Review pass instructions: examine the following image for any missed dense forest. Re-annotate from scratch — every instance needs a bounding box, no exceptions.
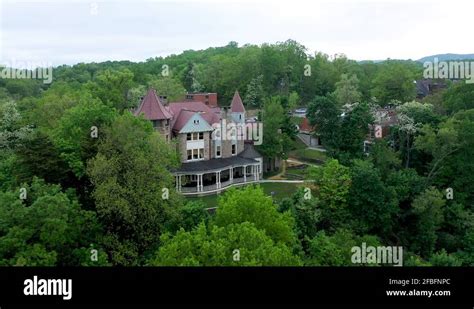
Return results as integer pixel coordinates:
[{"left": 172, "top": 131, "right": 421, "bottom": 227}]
[{"left": 0, "top": 40, "right": 473, "bottom": 266}]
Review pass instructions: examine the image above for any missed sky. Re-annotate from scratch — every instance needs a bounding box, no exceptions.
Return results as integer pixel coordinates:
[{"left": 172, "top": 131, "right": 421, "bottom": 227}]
[{"left": 0, "top": 0, "right": 473, "bottom": 66}]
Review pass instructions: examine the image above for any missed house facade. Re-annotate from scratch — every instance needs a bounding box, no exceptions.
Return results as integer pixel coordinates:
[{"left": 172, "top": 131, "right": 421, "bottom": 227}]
[{"left": 134, "top": 89, "right": 263, "bottom": 196}]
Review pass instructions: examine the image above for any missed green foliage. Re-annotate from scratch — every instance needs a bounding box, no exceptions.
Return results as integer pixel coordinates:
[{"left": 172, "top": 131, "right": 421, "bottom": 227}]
[
  {"left": 0, "top": 178, "right": 103, "bottom": 266},
  {"left": 410, "top": 187, "right": 446, "bottom": 257},
  {"left": 51, "top": 96, "right": 117, "bottom": 178},
  {"left": 87, "top": 113, "right": 181, "bottom": 265},
  {"left": 307, "top": 97, "right": 373, "bottom": 162},
  {"left": 149, "top": 222, "right": 302, "bottom": 266},
  {"left": 332, "top": 73, "right": 362, "bottom": 107},
  {"left": 348, "top": 160, "right": 398, "bottom": 237},
  {"left": 278, "top": 188, "right": 321, "bottom": 242},
  {"left": 176, "top": 200, "right": 210, "bottom": 231},
  {"left": 214, "top": 186, "right": 297, "bottom": 247},
  {"left": 429, "top": 249, "right": 463, "bottom": 266},
  {"left": 307, "top": 159, "right": 351, "bottom": 231},
  {"left": 443, "top": 83, "right": 474, "bottom": 114},
  {"left": 371, "top": 61, "right": 416, "bottom": 104},
  {"left": 147, "top": 77, "right": 186, "bottom": 102},
  {"left": 305, "top": 229, "right": 381, "bottom": 266},
  {"left": 85, "top": 69, "right": 135, "bottom": 110}
]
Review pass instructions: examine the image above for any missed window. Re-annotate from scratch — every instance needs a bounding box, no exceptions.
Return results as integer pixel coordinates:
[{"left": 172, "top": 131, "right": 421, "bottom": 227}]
[
  {"left": 194, "top": 119, "right": 200, "bottom": 125},
  {"left": 187, "top": 133, "right": 192, "bottom": 141},
  {"left": 199, "top": 132, "right": 204, "bottom": 140},
  {"left": 216, "top": 145, "right": 221, "bottom": 157},
  {"left": 187, "top": 148, "right": 205, "bottom": 161},
  {"left": 232, "top": 144, "right": 236, "bottom": 155},
  {"left": 193, "top": 132, "right": 198, "bottom": 140},
  {"left": 152, "top": 120, "right": 159, "bottom": 128}
]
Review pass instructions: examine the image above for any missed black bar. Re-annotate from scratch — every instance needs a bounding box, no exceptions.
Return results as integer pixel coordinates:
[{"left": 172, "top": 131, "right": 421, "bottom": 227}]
[{"left": 0, "top": 267, "right": 472, "bottom": 307}]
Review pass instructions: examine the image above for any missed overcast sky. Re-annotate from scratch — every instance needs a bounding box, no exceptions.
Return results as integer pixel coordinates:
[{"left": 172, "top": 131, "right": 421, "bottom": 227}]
[{"left": 0, "top": 0, "right": 472, "bottom": 66}]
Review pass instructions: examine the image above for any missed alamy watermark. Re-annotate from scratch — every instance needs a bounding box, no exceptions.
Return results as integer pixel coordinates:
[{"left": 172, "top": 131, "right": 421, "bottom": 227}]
[
  {"left": 351, "top": 242, "right": 403, "bottom": 266},
  {"left": 0, "top": 59, "right": 53, "bottom": 84},
  {"left": 423, "top": 57, "right": 474, "bottom": 84},
  {"left": 211, "top": 119, "right": 263, "bottom": 145}
]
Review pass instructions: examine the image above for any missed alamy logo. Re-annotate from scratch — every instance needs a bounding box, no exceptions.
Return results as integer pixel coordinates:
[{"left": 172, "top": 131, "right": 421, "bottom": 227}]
[
  {"left": 24, "top": 276, "right": 72, "bottom": 300},
  {"left": 351, "top": 242, "right": 403, "bottom": 266},
  {"left": 0, "top": 59, "right": 53, "bottom": 84},
  {"left": 423, "top": 57, "right": 474, "bottom": 84},
  {"left": 211, "top": 119, "right": 263, "bottom": 145}
]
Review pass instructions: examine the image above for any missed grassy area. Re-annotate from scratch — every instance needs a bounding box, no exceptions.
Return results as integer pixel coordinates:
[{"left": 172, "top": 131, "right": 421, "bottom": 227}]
[
  {"left": 186, "top": 182, "right": 303, "bottom": 209},
  {"left": 289, "top": 148, "right": 327, "bottom": 162}
]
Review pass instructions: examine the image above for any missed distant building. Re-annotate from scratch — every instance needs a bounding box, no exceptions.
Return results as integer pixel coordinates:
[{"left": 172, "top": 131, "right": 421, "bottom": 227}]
[
  {"left": 415, "top": 79, "right": 448, "bottom": 99},
  {"left": 184, "top": 92, "right": 218, "bottom": 108},
  {"left": 134, "top": 89, "right": 262, "bottom": 195},
  {"left": 297, "top": 117, "right": 321, "bottom": 147}
]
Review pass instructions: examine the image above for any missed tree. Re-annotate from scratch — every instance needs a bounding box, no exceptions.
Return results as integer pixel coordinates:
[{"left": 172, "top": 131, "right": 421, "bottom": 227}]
[
  {"left": 85, "top": 69, "right": 134, "bottom": 110},
  {"left": 244, "top": 74, "right": 264, "bottom": 108},
  {"left": 214, "top": 186, "right": 297, "bottom": 248},
  {"left": 371, "top": 61, "right": 416, "bottom": 104},
  {"left": 87, "top": 113, "right": 181, "bottom": 265},
  {"left": 307, "top": 159, "right": 351, "bottom": 231},
  {"left": 442, "top": 83, "right": 474, "bottom": 115},
  {"left": 307, "top": 97, "right": 373, "bottom": 162},
  {"left": 396, "top": 112, "right": 419, "bottom": 168},
  {"left": 278, "top": 188, "right": 321, "bottom": 243},
  {"left": 0, "top": 178, "right": 104, "bottom": 266},
  {"left": 332, "top": 73, "right": 362, "bottom": 107},
  {"left": 307, "top": 95, "right": 340, "bottom": 151},
  {"left": 149, "top": 222, "right": 302, "bottom": 266},
  {"left": 147, "top": 77, "right": 186, "bottom": 102},
  {"left": 410, "top": 187, "right": 446, "bottom": 257},
  {"left": 0, "top": 100, "right": 32, "bottom": 153},
  {"left": 347, "top": 160, "right": 398, "bottom": 238},
  {"left": 305, "top": 229, "right": 381, "bottom": 266},
  {"left": 51, "top": 95, "right": 117, "bottom": 178},
  {"left": 257, "top": 96, "right": 293, "bottom": 170},
  {"left": 368, "top": 139, "right": 401, "bottom": 178}
]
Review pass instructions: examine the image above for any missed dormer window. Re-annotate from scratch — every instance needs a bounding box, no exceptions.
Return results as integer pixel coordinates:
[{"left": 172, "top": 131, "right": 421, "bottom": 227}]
[{"left": 194, "top": 119, "right": 200, "bottom": 125}]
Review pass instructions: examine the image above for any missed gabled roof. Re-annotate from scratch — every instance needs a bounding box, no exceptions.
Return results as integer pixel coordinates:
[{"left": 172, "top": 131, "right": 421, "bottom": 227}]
[
  {"left": 176, "top": 111, "right": 214, "bottom": 133},
  {"left": 134, "top": 89, "right": 172, "bottom": 120},
  {"left": 239, "top": 143, "right": 262, "bottom": 159},
  {"left": 169, "top": 101, "right": 221, "bottom": 131},
  {"left": 230, "top": 90, "right": 245, "bottom": 113}
]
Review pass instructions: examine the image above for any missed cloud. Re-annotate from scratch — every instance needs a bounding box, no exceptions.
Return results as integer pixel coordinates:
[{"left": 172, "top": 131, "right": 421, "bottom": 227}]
[{"left": 0, "top": 0, "right": 472, "bottom": 65}]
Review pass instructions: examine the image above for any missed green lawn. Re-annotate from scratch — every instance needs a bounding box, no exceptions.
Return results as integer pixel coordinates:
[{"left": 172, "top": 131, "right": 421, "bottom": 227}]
[
  {"left": 186, "top": 182, "right": 303, "bottom": 209},
  {"left": 289, "top": 148, "right": 327, "bottom": 162}
]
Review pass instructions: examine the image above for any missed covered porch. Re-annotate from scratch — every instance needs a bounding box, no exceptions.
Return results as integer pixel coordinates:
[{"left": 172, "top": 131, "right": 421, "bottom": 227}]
[{"left": 174, "top": 157, "right": 261, "bottom": 196}]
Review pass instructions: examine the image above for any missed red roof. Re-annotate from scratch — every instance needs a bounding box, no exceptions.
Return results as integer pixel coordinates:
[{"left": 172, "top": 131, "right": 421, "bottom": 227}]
[
  {"left": 230, "top": 90, "right": 245, "bottom": 113},
  {"left": 169, "top": 101, "right": 221, "bottom": 132},
  {"left": 299, "top": 117, "right": 315, "bottom": 133},
  {"left": 134, "top": 89, "right": 172, "bottom": 120}
]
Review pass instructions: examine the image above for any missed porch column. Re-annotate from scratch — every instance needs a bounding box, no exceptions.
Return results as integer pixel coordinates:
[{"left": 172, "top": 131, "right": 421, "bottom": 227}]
[
  {"left": 201, "top": 174, "right": 204, "bottom": 192},
  {"left": 243, "top": 165, "right": 247, "bottom": 182},
  {"left": 179, "top": 175, "right": 182, "bottom": 192},
  {"left": 230, "top": 167, "right": 233, "bottom": 182},
  {"left": 196, "top": 174, "right": 200, "bottom": 192},
  {"left": 253, "top": 165, "right": 257, "bottom": 181},
  {"left": 175, "top": 175, "right": 179, "bottom": 190},
  {"left": 215, "top": 171, "right": 221, "bottom": 189}
]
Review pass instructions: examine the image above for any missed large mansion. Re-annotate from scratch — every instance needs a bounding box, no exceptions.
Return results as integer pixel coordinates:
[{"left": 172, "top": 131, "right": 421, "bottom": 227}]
[{"left": 134, "top": 89, "right": 263, "bottom": 196}]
